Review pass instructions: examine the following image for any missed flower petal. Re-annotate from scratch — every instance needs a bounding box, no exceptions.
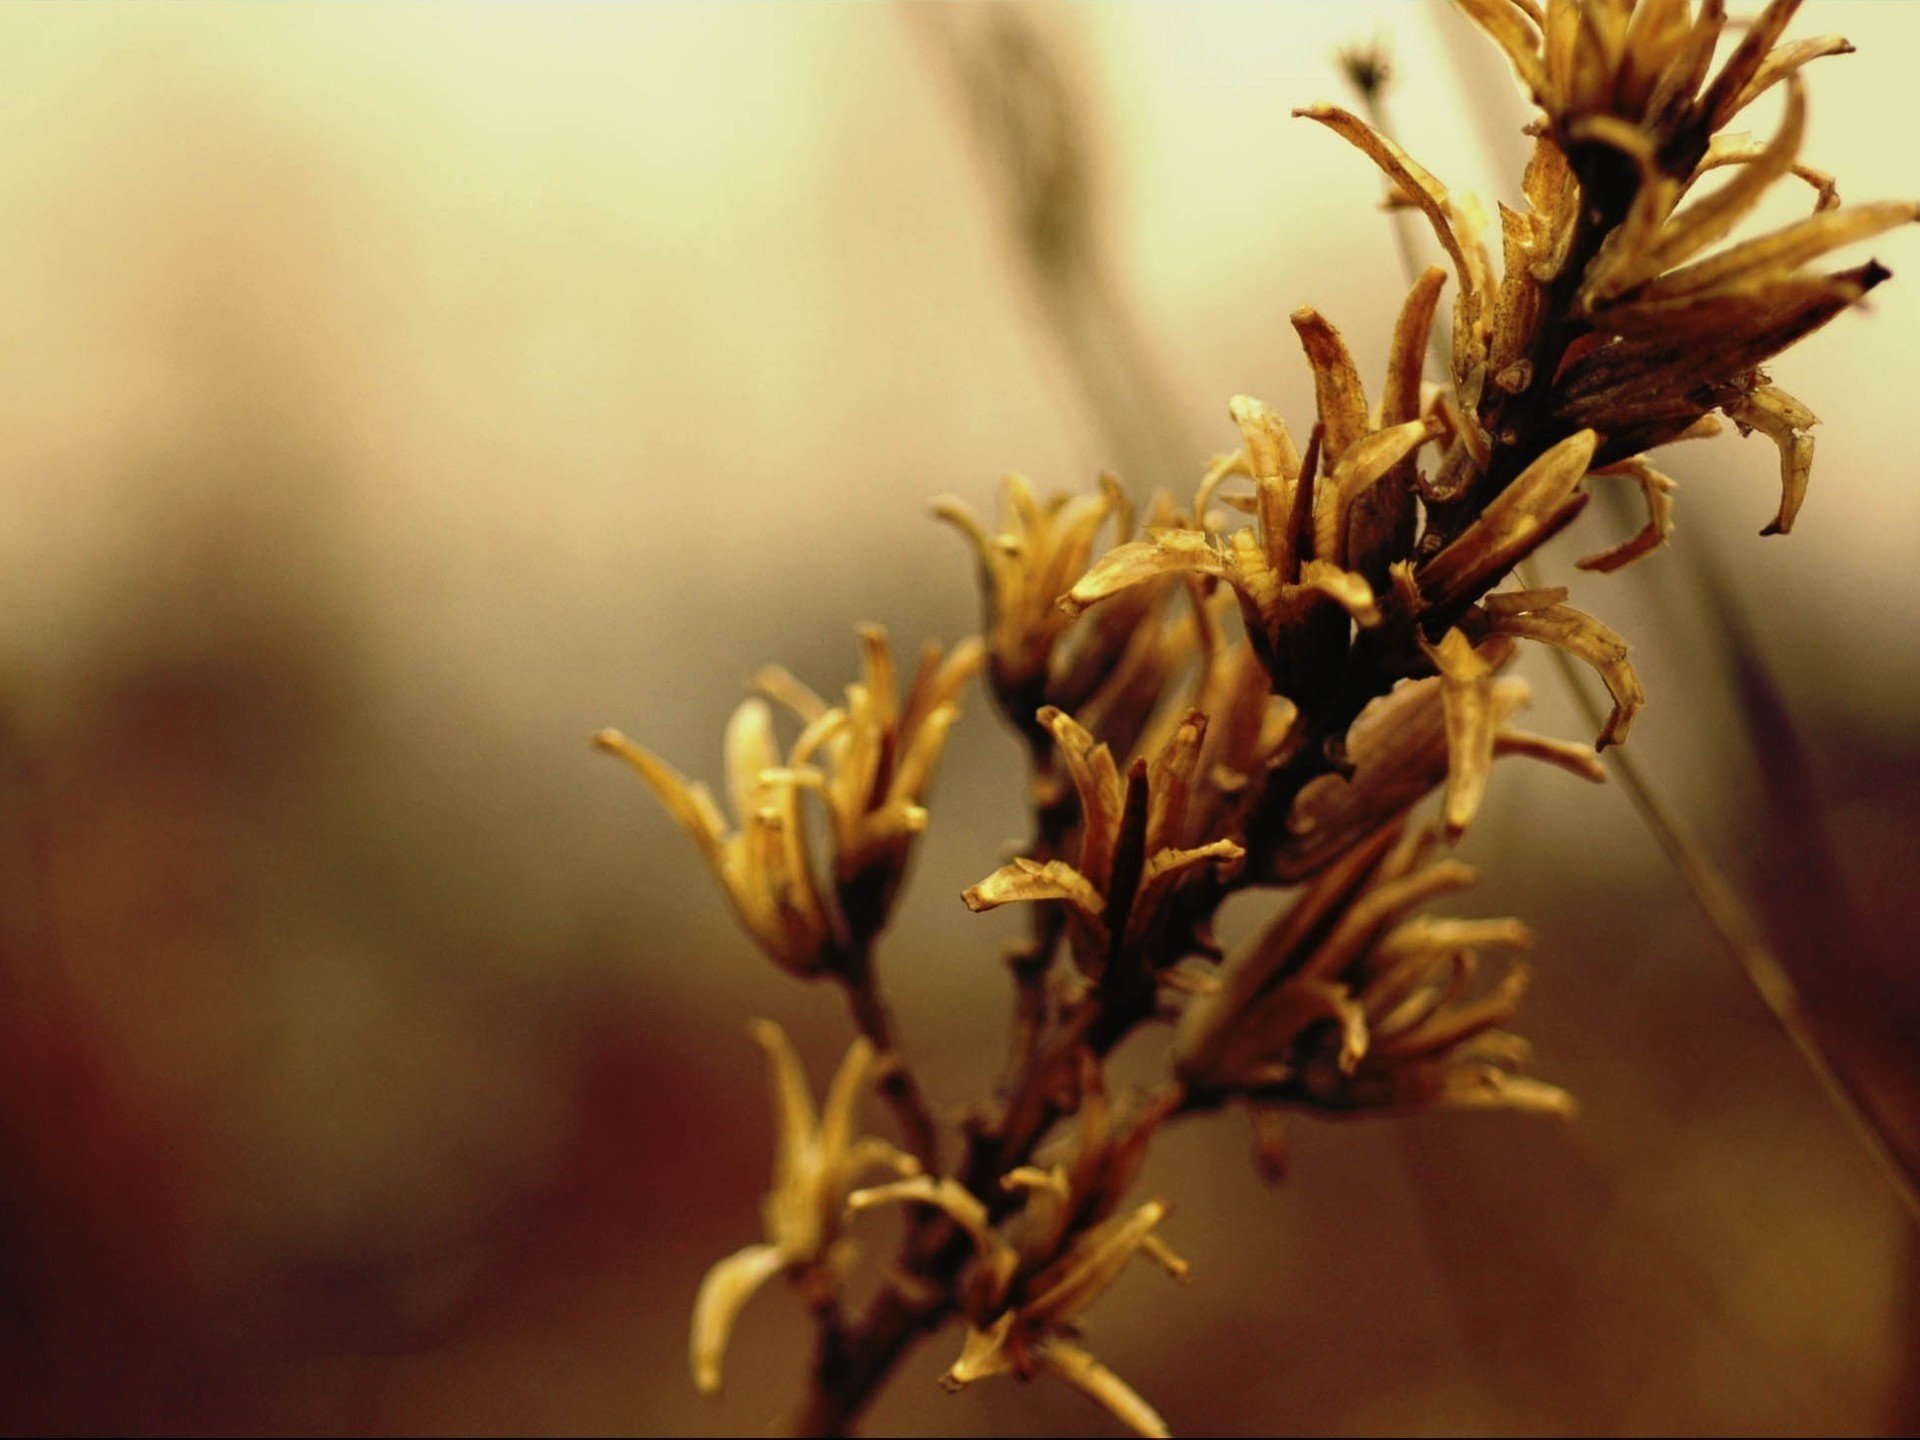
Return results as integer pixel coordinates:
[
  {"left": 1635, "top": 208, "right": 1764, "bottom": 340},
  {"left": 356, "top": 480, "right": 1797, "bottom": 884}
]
[
  {"left": 1576, "top": 458, "right": 1676, "bottom": 572},
  {"left": 1483, "top": 601, "right": 1645, "bottom": 748},
  {"left": 1415, "top": 429, "right": 1596, "bottom": 609},
  {"left": 749, "top": 1019, "right": 820, "bottom": 1183},
  {"left": 1426, "top": 628, "right": 1500, "bottom": 839},
  {"left": 962, "top": 857, "right": 1109, "bottom": 934},
  {"left": 592, "top": 728, "right": 729, "bottom": 868},
  {"left": 1293, "top": 105, "right": 1481, "bottom": 339},
  {"left": 1035, "top": 1338, "right": 1173, "bottom": 1440},
  {"left": 1060, "top": 531, "right": 1226, "bottom": 618},
  {"left": 689, "top": 1241, "right": 788, "bottom": 1395},
  {"left": 1719, "top": 383, "right": 1817, "bottom": 535}
]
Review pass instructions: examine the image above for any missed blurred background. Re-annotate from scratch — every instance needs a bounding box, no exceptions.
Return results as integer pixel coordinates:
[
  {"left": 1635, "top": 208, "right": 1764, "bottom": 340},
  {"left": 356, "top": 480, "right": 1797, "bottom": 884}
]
[{"left": 0, "top": 1, "right": 1915, "bottom": 1434}]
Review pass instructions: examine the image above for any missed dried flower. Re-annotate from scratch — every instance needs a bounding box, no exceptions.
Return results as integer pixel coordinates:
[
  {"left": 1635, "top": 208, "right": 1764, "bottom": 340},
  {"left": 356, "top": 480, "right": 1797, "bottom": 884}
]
[
  {"left": 936, "top": 474, "right": 1188, "bottom": 757},
  {"left": 597, "top": 5, "right": 1917, "bottom": 1434},
  {"left": 1175, "top": 823, "right": 1571, "bottom": 1119},
  {"left": 690, "top": 1022, "right": 919, "bottom": 1395},
  {"left": 848, "top": 1064, "right": 1186, "bottom": 1438},
  {"left": 962, "top": 705, "right": 1244, "bottom": 984},
  {"left": 596, "top": 625, "right": 981, "bottom": 973}
]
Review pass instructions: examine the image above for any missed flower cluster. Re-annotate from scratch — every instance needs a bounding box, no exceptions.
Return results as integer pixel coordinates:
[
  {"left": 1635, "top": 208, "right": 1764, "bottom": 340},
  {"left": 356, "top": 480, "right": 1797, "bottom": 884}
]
[
  {"left": 595, "top": 4, "right": 1911, "bottom": 1435},
  {"left": 595, "top": 625, "right": 981, "bottom": 975}
]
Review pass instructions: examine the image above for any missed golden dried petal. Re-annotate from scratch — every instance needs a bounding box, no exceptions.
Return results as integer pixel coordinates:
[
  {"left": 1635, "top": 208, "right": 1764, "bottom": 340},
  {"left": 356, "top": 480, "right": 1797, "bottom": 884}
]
[
  {"left": 1617, "top": 0, "right": 1695, "bottom": 113},
  {"left": 1290, "top": 308, "right": 1371, "bottom": 481},
  {"left": 1293, "top": 106, "right": 1480, "bottom": 332},
  {"left": 592, "top": 728, "right": 729, "bottom": 867},
  {"left": 1317, "top": 419, "right": 1435, "bottom": 568},
  {"left": 1636, "top": 201, "right": 1919, "bottom": 304},
  {"left": 1035, "top": 1339, "right": 1173, "bottom": 1440},
  {"left": 962, "top": 857, "right": 1108, "bottom": 932},
  {"left": 1383, "top": 268, "right": 1448, "bottom": 429},
  {"left": 1026, "top": 1199, "right": 1174, "bottom": 1326},
  {"left": 1436, "top": 1063, "right": 1577, "bottom": 1117},
  {"left": 888, "top": 704, "right": 958, "bottom": 809},
  {"left": 1374, "top": 915, "right": 1534, "bottom": 966},
  {"left": 1039, "top": 705, "right": 1124, "bottom": 883},
  {"left": 750, "top": 1019, "right": 820, "bottom": 1182},
  {"left": 1060, "top": 530, "right": 1226, "bottom": 618},
  {"left": 1144, "top": 711, "right": 1207, "bottom": 854},
  {"left": 1416, "top": 429, "right": 1597, "bottom": 610},
  {"left": 940, "top": 1314, "right": 1017, "bottom": 1391},
  {"left": 1293, "top": 559, "right": 1383, "bottom": 628},
  {"left": 1720, "top": 383, "right": 1817, "bottom": 535},
  {"left": 1490, "top": 203, "right": 1542, "bottom": 378},
  {"left": 817, "top": 1034, "right": 878, "bottom": 1169},
  {"left": 1133, "top": 839, "right": 1246, "bottom": 927},
  {"left": 1576, "top": 458, "right": 1676, "bottom": 572},
  {"left": 1427, "top": 628, "right": 1499, "bottom": 839},
  {"left": 1230, "top": 394, "right": 1302, "bottom": 580},
  {"left": 1700, "top": 0, "right": 1807, "bottom": 130},
  {"left": 1633, "top": 75, "right": 1807, "bottom": 291},
  {"left": 1723, "top": 35, "right": 1854, "bottom": 123},
  {"left": 847, "top": 1175, "right": 1002, "bottom": 1268},
  {"left": 752, "top": 665, "right": 830, "bottom": 724},
  {"left": 1378, "top": 964, "right": 1531, "bottom": 1058},
  {"left": 689, "top": 1241, "right": 789, "bottom": 1395},
  {"left": 1456, "top": 0, "right": 1552, "bottom": 105},
  {"left": 1298, "top": 859, "right": 1479, "bottom": 985},
  {"left": 1493, "top": 728, "right": 1609, "bottom": 783},
  {"left": 1484, "top": 601, "right": 1645, "bottom": 748}
]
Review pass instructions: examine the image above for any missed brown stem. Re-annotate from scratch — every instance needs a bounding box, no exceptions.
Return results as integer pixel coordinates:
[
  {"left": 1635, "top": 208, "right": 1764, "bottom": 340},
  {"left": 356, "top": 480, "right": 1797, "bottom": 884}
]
[{"left": 840, "top": 959, "right": 941, "bottom": 1173}]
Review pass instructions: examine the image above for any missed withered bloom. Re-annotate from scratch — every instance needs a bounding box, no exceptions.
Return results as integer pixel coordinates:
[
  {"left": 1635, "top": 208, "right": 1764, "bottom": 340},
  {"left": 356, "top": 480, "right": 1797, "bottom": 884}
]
[
  {"left": 690, "top": 1023, "right": 918, "bottom": 1395},
  {"left": 1175, "top": 823, "right": 1571, "bottom": 1119},
  {"left": 849, "top": 1063, "right": 1186, "bottom": 1438},
  {"left": 936, "top": 475, "right": 1189, "bottom": 757},
  {"left": 962, "top": 705, "right": 1245, "bottom": 985},
  {"left": 596, "top": 625, "right": 981, "bottom": 973}
]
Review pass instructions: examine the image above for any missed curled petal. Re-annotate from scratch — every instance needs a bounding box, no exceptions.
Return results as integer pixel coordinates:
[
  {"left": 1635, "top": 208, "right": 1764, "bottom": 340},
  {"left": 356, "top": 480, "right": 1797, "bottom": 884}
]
[
  {"left": 750, "top": 1019, "right": 821, "bottom": 1185},
  {"left": 1576, "top": 459, "right": 1676, "bottom": 572},
  {"left": 1317, "top": 418, "right": 1436, "bottom": 568},
  {"left": 1289, "top": 307, "right": 1371, "bottom": 471},
  {"left": 1455, "top": 0, "right": 1552, "bottom": 106},
  {"left": 689, "top": 1242, "right": 788, "bottom": 1395},
  {"left": 817, "top": 1034, "right": 879, "bottom": 1168},
  {"left": 1039, "top": 706, "right": 1124, "bottom": 884},
  {"left": 1723, "top": 35, "right": 1854, "bottom": 123},
  {"left": 846, "top": 1176, "right": 1002, "bottom": 1267},
  {"left": 1035, "top": 1338, "right": 1173, "bottom": 1440},
  {"left": 1720, "top": 383, "right": 1817, "bottom": 535},
  {"left": 888, "top": 704, "right": 961, "bottom": 807},
  {"left": 1061, "top": 530, "right": 1226, "bottom": 617},
  {"left": 592, "top": 729, "right": 729, "bottom": 868},
  {"left": 1494, "top": 728, "right": 1608, "bottom": 783},
  {"left": 1435, "top": 1063, "right": 1577, "bottom": 1118},
  {"left": 1026, "top": 1199, "right": 1176, "bottom": 1326},
  {"left": 752, "top": 664, "right": 830, "bottom": 723},
  {"left": 1293, "top": 105, "right": 1481, "bottom": 339},
  {"left": 1628, "top": 75, "right": 1808, "bottom": 294},
  {"left": 940, "top": 1314, "right": 1017, "bottom": 1391},
  {"left": 1483, "top": 602, "right": 1645, "bottom": 749},
  {"left": 1700, "top": 0, "right": 1814, "bottom": 130},
  {"left": 1294, "top": 560, "right": 1382, "bottom": 628},
  {"left": 963, "top": 857, "right": 1108, "bottom": 931},
  {"left": 1230, "top": 394, "right": 1302, "bottom": 580}
]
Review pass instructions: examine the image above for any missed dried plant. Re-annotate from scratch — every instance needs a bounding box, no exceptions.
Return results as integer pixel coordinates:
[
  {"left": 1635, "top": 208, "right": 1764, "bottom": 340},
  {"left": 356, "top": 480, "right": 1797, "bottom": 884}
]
[{"left": 597, "top": 3, "right": 1914, "bottom": 1435}]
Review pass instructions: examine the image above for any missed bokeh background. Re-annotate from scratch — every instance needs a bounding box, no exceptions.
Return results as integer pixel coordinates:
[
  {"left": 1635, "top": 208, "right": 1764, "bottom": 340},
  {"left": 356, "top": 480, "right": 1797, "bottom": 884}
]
[{"left": 0, "top": 1, "right": 1916, "bottom": 1434}]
